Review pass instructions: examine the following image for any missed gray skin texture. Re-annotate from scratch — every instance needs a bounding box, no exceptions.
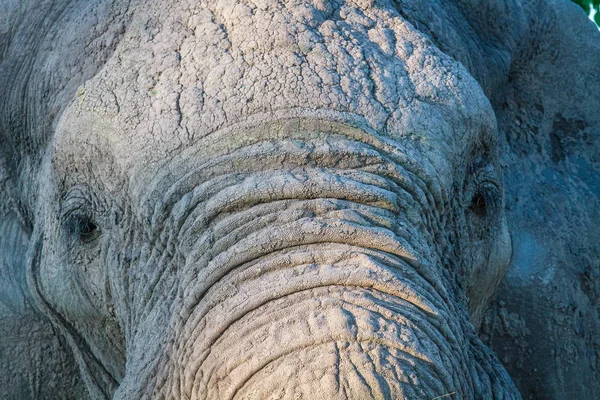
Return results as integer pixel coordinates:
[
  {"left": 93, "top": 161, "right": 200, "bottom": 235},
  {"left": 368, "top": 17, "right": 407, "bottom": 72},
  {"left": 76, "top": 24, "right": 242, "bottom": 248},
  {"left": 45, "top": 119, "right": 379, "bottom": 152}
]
[
  {"left": 479, "top": 1, "right": 600, "bottom": 398},
  {"left": 0, "top": 0, "right": 598, "bottom": 399}
]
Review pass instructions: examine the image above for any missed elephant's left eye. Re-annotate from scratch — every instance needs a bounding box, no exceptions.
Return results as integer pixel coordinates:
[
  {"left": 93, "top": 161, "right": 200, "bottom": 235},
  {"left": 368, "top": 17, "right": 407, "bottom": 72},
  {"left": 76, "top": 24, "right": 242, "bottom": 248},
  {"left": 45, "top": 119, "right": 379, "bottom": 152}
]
[{"left": 470, "top": 191, "right": 489, "bottom": 218}]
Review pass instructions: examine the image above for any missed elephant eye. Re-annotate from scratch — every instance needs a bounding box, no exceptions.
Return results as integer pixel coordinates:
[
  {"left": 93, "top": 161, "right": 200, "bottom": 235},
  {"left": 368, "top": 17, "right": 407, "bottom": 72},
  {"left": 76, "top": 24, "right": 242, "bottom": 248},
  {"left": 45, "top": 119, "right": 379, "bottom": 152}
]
[
  {"left": 68, "top": 214, "right": 101, "bottom": 243},
  {"left": 470, "top": 192, "right": 488, "bottom": 218},
  {"left": 465, "top": 159, "right": 501, "bottom": 221},
  {"left": 61, "top": 185, "right": 102, "bottom": 244},
  {"left": 77, "top": 217, "right": 100, "bottom": 242},
  {"left": 467, "top": 177, "right": 501, "bottom": 221}
]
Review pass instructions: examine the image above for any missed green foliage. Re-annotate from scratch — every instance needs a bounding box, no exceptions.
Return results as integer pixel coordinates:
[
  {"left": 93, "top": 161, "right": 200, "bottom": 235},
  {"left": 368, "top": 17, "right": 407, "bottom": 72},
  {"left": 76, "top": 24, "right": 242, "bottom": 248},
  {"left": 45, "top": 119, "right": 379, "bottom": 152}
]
[{"left": 571, "top": 0, "right": 600, "bottom": 26}]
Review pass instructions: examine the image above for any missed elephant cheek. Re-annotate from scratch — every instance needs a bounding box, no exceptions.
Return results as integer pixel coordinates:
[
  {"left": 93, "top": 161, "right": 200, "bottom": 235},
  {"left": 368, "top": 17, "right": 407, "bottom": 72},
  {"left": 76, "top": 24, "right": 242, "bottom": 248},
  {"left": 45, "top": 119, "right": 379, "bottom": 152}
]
[
  {"left": 496, "top": 217, "right": 513, "bottom": 278},
  {"left": 468, "top": 215, "right": 513, "bottom": 327}
]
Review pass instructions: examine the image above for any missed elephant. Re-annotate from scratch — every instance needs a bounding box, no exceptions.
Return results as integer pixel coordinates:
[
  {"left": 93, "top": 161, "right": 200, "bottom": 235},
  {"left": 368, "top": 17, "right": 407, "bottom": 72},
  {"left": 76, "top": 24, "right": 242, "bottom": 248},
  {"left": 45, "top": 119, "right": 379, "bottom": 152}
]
[{"left": 1, "top": 0, "right": 599, "bottom": 398}]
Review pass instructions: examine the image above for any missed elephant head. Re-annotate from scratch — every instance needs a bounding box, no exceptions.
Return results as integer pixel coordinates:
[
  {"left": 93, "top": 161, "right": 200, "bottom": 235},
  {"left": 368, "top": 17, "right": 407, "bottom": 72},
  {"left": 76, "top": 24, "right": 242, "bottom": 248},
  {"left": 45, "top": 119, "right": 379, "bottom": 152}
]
[{"left": 1, "top": 0, "right": 598, "bottom": 399}]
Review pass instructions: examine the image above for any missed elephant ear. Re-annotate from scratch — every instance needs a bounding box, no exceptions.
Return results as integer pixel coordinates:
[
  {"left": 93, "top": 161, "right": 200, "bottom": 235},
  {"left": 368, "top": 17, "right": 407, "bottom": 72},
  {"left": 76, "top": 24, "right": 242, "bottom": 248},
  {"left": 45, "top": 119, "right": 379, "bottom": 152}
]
[{"left": 480, "top": 1, "right": 600, "bottom": 398}]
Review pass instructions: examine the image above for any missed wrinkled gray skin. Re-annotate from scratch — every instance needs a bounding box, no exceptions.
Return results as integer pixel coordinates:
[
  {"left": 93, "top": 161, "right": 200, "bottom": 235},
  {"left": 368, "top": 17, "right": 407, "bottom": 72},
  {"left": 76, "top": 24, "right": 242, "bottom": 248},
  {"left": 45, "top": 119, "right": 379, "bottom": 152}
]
[{"left": 0, "top": 0, "right": 598, "bottom": 399}]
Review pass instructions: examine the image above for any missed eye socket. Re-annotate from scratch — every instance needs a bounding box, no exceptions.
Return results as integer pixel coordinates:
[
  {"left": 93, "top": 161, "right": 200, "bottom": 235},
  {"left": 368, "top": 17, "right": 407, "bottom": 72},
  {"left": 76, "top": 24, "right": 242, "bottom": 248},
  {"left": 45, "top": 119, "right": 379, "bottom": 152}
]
[
  {"left": 61, "top": 185, "right": 103, "bottom": 245},
  {"left": 464, "top": 157, "right": 501, "bottom": 220},
  {"left": 466, "top": 177, "right": 501, "bottom": 223},
  {"left": 68, "top": 214, "right": 101, "bottom": 244},
  {"left": 470, "top": 192, "right": 488, "bottom": 218},
  {"left": 78, "top": 218, "right": 100, "bottom": 242}
]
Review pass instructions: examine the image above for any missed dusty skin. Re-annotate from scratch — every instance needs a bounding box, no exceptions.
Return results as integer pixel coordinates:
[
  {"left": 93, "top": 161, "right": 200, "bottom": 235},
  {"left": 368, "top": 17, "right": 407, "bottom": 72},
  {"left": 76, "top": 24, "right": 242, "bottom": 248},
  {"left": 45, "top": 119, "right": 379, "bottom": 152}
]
[{"left": 0, "top": 0, "right": 599, "bottom": 399}]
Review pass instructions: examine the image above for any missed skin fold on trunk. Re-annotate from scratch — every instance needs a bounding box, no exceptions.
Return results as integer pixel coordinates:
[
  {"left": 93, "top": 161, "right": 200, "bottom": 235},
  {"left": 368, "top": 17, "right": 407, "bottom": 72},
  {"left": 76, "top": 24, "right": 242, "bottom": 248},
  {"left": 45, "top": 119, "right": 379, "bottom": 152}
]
[{"left": 102, "top": 118, "right": 517, "bottom": 399}]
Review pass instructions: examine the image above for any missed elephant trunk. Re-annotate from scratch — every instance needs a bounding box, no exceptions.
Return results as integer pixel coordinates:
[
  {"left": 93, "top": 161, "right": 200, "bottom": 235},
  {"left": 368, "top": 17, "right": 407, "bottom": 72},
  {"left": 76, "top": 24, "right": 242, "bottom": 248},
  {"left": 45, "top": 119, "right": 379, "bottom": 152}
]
[
  {"left": 114, "top": 119, "right": 517, "bottom": 399},
  {"left": 181, "top": 248, "right": 463, "bottom": 399}
]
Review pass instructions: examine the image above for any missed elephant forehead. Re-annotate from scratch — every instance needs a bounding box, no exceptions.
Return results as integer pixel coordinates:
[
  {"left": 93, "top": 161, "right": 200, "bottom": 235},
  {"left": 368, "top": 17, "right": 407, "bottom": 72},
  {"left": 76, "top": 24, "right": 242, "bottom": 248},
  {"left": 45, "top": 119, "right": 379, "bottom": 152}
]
[{"left": 65, "top": 0, "right": 494, "bottom": 172}]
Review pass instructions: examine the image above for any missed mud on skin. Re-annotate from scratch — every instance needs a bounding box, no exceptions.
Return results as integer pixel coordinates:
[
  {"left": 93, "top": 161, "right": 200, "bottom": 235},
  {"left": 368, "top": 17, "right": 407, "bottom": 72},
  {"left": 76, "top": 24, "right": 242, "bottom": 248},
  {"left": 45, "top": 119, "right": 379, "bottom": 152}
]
[{"left": 1, "top": 0, "right": 599, "bottom": 399}]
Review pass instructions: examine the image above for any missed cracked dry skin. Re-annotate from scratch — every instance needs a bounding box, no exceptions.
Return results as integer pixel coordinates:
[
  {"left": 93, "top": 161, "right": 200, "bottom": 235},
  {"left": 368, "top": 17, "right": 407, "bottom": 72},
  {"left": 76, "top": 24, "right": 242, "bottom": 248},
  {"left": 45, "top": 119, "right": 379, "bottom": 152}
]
[
  {"left": 0, "top": 0, "right": 599, "bottom": 399},
  {"left": 35, "top": 1, "right": 517, "bottom": 398}
]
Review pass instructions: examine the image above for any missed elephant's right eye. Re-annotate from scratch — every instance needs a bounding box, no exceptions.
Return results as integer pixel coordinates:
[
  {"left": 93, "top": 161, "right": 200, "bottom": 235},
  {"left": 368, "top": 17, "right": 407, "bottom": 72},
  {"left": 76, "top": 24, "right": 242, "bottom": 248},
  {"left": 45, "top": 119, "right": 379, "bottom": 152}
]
[
  {"left": 63, "top": 213, "right": 101, "bottom": 244},
  {"left": 60, "top": 185, "right": 102, "bottom": 245},
  {"left": 74, "top": 216, "right": 101, "bottom": 243}
]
